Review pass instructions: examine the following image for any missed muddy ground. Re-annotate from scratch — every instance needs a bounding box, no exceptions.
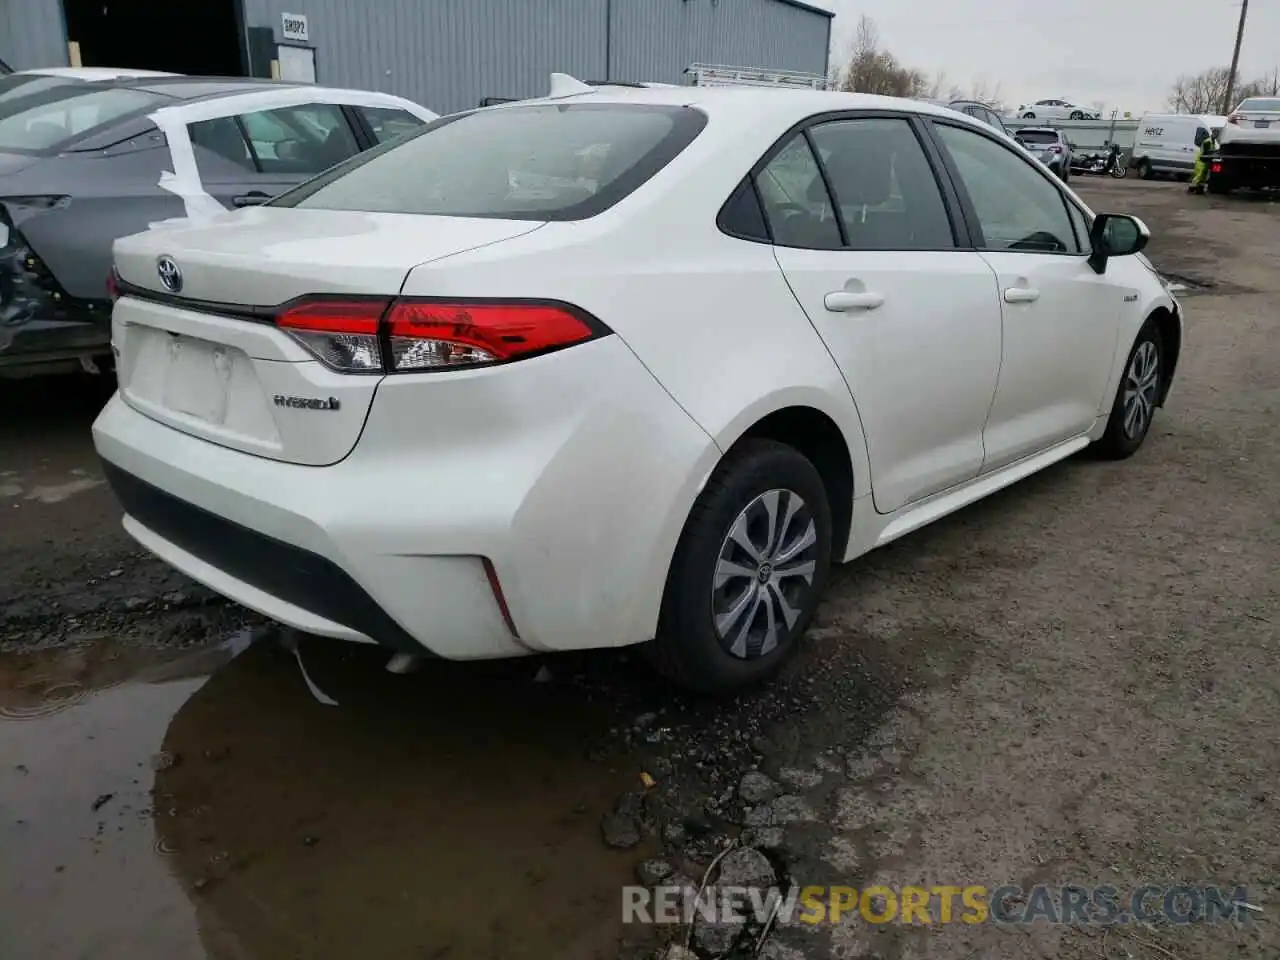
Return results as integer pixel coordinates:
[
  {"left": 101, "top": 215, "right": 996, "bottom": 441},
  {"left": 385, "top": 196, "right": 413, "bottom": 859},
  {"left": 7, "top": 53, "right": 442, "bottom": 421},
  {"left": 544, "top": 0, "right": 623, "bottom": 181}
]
[{"left": 1, "top": 180, "right": 1277, "bottom": 960}]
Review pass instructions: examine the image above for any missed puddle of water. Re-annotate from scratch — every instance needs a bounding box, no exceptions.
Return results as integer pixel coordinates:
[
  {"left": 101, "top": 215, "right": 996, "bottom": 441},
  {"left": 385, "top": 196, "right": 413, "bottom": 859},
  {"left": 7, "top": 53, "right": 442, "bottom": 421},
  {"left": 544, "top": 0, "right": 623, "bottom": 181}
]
[
  {"left": 0, "top": 638, "right": 244, "bottom": 960},
  {"left": 0, "top": 633, "right": 645, "bottom": 960}
]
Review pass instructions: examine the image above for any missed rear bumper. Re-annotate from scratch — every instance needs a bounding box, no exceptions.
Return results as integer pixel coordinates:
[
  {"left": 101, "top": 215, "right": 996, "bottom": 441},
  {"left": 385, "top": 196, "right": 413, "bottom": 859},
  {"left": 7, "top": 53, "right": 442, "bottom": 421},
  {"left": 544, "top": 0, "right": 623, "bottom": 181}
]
[
  {"left": 1213, "top": 153, "right": 1280, "bottom": 186},
  {"left": 92, "top": 335, "right": 720, "bottom": 660}
]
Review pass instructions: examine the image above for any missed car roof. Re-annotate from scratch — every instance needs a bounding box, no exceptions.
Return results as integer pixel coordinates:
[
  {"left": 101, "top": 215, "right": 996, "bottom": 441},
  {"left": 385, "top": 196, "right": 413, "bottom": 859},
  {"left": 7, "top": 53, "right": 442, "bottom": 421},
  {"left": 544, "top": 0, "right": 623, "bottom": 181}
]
[
  {"left": 18, "top": 66, "right": 179, "bottom": 80},
  {"left": 499, "top": 83, "right": 976, "bottom": 128}
]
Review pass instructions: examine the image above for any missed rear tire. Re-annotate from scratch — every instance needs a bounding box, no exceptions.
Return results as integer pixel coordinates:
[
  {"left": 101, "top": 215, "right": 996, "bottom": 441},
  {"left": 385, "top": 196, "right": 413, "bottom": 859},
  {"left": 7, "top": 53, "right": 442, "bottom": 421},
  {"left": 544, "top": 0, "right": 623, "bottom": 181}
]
[
  {"left": 1022, "top": 112, "right": 1036, "bottom": 119},
  {"left": 648, "top": 439, "right": 833, "bottom": 695},
  {"left": 1070, "top": 110, "right": 1084, "bottom": 120},
  {"left": 1093, "top": 319, "right": 1164, "bottom": 460}
]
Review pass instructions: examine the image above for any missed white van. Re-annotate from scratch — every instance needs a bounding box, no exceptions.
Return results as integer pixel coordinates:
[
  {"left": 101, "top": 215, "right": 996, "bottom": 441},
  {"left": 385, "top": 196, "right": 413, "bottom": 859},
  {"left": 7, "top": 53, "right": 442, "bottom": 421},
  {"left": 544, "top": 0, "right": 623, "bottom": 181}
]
[{"left": 1130, "top": 113, "right": 1228, "bottom": 179}]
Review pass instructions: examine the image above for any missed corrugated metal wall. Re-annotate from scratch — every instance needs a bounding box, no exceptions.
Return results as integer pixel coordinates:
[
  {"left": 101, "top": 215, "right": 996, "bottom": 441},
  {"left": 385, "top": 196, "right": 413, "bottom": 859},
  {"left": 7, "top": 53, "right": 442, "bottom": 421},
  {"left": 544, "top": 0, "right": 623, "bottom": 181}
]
[
  {"left": 0, "top": 0, "right": 69, "bottom": 70},
  {"left": 243, "top": 0, "right": 608, "bottom": 114},
  {"left": 0, "top": 0, "right": 830, "bottom": 114},
  {"left": 609, "top": 0, "right": 828, "bottom": 87},
  {"left": 242, "top": 0, "right": 830, "bottom": 114}
]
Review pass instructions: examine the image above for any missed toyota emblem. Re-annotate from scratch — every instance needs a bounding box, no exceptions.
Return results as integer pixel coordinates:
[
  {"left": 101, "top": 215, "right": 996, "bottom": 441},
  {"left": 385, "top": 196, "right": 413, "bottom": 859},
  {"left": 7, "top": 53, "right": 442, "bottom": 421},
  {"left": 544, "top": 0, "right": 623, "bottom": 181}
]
[{"left": 156, "top": 255, "right": 182, "bottom": 293}]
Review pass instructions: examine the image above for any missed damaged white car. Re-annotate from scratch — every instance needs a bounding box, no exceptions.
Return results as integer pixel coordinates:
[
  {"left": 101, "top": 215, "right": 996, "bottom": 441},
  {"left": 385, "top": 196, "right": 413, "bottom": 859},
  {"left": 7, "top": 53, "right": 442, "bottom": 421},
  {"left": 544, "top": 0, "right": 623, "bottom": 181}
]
[{"left": 0, "top": 75, "right": 434, "bottom": 378}]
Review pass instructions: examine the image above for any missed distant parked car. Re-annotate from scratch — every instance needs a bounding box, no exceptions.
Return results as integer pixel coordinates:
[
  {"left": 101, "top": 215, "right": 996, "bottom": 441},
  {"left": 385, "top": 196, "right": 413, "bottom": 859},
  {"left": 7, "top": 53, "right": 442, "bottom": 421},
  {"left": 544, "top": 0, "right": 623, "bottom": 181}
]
[
  {"left": 0, "top": 75, "right": 435, "bottom": 379},
  {"left": 1014, "top": 126, "right": 1074, "bottom": 180},
  {"left": 1016, "top": 99, "right": 1101, "bottom": 121},
  {"left": 919, "top": 98, "right": 1008, "bottom": 135}
]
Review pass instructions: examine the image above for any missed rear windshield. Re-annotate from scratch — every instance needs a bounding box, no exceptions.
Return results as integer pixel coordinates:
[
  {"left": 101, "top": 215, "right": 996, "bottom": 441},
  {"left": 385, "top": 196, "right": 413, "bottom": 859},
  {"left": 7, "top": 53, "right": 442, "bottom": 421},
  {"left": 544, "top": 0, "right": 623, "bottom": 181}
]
[
  {"left": 1015, "top": 130, "right": 1059, "bottom": 145},
  {"left": 1238, "top": 98, "right": 1280, "bottom": 113},
  {"left": 273, "top": 103, "right": 708, "bottom": 221},
  {"left": 0, "top": 85, "right": 167, "bottom": 152}
]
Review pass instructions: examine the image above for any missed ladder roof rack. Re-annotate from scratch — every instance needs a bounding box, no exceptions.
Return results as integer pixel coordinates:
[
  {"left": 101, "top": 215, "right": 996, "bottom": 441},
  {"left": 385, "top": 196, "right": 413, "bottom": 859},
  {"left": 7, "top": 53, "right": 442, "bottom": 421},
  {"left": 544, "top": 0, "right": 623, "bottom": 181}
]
[{"left": 684, "top": 62, "right": 833, "bottom": 91}]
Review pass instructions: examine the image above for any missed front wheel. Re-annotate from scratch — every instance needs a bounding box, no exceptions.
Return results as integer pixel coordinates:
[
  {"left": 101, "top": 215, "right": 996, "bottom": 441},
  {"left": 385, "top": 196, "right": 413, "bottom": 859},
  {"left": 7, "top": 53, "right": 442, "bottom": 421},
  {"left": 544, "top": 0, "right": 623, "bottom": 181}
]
[
  {"left": 1094, "top": 320, "right": 1163, "bottom": 460},
  {"left": 1110, "top": 160, "right": 1128, "bottom": 179},
  {"left": 649, "top": 439, "right": 833, "bottom": 694}
]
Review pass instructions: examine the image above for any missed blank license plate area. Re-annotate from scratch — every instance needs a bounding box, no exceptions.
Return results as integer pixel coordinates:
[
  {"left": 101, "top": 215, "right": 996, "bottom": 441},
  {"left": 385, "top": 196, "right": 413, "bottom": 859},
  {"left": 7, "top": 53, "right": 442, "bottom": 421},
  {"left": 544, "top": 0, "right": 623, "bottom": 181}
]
[
  {"left": 153, "top": 332, "right": 236, "bottom": 425},
  {"left": 1255, "top": 120, "right": 1271, "bottom": 128}
]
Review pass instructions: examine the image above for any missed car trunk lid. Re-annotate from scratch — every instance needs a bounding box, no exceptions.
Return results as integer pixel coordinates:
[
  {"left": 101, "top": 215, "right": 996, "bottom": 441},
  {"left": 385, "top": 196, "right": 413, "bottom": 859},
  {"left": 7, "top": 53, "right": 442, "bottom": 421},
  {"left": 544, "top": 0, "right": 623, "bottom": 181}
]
[{"left": 111, "top": 207, "right": 543, "bottom": 466}]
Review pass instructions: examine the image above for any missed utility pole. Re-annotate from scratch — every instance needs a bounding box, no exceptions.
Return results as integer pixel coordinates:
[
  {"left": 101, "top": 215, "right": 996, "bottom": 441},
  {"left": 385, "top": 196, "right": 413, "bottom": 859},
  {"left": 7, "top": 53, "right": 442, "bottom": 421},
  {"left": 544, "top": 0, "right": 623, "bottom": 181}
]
[{"left": 1222, "top": 0, "right": 1249, "bottom": 113}]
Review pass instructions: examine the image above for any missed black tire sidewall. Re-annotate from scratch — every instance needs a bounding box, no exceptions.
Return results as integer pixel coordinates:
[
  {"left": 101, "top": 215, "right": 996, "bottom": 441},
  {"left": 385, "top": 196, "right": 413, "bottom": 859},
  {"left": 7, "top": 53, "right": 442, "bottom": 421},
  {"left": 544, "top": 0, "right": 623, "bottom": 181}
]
[
  {"left": 1098, "top": 320, "right": 1164, "bottom": 458},
  {"left": 654, "top": 440, "right": 833, "bottom": 694}
]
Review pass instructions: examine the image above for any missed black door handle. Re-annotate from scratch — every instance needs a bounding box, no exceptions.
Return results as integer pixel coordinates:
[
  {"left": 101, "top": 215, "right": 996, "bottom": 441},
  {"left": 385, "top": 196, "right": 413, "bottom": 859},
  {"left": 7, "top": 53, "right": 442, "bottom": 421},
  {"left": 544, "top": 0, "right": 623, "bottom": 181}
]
[{"left": 232, "top": 191, "right": 272, "bottom": 207}]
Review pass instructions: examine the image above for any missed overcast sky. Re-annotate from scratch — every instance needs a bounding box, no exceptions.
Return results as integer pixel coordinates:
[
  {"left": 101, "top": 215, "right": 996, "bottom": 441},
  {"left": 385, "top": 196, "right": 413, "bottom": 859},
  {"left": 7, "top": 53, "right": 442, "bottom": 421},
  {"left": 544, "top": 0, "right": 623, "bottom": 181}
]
[{"left": 823, "top": 0, "right": 1279, "bottom": 114}]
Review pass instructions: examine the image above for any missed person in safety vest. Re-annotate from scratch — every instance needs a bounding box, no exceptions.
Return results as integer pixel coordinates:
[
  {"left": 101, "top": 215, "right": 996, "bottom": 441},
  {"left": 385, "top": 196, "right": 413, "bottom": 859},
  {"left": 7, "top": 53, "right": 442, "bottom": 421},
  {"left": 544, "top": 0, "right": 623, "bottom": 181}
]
[{"left": 1189, "top": 127, "right": 1220, "bottom": 194}]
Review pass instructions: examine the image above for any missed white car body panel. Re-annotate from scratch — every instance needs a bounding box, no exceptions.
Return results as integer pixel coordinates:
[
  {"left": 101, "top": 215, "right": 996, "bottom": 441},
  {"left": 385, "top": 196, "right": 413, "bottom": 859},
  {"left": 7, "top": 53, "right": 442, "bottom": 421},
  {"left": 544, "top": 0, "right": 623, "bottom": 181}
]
[
  {"left": 94, "top": 85, "right": 1178, "bottom": 665},
  {"left": 1219, "top": 98, "right": 1280, "bottom": 146}
]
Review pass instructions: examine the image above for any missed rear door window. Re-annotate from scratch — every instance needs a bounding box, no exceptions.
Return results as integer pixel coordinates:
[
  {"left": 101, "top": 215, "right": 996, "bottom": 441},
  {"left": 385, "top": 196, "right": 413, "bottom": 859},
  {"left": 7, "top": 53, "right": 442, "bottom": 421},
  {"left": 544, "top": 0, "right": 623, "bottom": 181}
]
[
  {"left": 756, "top": 133, "right": 842, "bottom": 249},
  {"left": 239, "top": 102, "right": 360, "bottom": 174},
  {"left": 807, "top": 118, "right": 955, "bottom": 250},
  {"left": 274, "top": 103, "right": 707, "bottom": 220},
  {"left": 188, "top": 115, "right": 256, "bottom": 175},
  {"left": 357, "top": 105, "right": 426, "bottom": 143}
]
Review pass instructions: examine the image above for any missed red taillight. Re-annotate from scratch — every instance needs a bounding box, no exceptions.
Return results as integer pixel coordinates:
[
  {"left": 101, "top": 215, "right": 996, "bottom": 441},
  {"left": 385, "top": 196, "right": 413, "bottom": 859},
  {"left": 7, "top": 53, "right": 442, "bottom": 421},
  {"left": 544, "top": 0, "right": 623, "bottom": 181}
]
[
  {"left": 276, "top": 297, "right": 388, "bottom": 374},
  {"left": 1227, "top": 114, "right": 1240, "bottom": 125},
  {"left": 385, "top": 300, "right": 597, "bottom": 372},
  {"left": 1212, "top": 161, "right": 1223, "bottom": 173},
  {"left": 1049, "top": 145, "right": 1063, "bottom": 154},
  {"left": 274, "top": 296, "right": 605, "bottom": 374},
  {"left": 106, "top": 269, "right": 120, "bottom": 302}
]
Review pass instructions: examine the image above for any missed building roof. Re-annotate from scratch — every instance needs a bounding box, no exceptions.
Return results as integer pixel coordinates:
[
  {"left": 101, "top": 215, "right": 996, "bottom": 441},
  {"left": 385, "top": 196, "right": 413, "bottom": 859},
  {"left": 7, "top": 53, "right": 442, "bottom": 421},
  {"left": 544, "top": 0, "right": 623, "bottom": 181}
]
[{"left": 774, "top": 0, "right": 836, "bottom": 17}]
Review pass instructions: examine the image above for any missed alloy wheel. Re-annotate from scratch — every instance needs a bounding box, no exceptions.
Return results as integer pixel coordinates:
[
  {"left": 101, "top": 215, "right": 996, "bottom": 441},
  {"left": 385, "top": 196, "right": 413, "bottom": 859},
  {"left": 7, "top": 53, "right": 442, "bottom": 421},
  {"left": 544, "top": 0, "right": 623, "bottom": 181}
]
[
  {"left": 1122, "top": 340, "right": 1160, "bottom": 439},
  {"left": 711, "top": 488, "right": 818, "bottom": 660}
]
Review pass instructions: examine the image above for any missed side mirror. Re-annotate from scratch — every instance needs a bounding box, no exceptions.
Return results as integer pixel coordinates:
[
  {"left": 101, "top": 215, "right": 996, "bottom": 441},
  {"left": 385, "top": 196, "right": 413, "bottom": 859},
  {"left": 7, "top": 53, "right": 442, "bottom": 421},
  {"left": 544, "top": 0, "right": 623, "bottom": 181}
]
[{"left": 1088, "top": 213, "right": 1150, "bottom": 274}]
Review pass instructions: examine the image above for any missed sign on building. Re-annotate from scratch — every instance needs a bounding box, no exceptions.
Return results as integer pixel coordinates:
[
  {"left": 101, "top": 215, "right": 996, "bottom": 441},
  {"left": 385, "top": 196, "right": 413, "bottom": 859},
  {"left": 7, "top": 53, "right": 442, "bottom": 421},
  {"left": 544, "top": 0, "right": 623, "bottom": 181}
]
[{"left": 281, "top": 12, "right": 309, "bottom": 43}]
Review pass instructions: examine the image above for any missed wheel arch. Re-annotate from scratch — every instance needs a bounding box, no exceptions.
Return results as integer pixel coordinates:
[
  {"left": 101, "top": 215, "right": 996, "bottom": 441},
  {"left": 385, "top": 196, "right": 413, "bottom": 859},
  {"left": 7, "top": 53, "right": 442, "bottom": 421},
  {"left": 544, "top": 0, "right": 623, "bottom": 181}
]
[
  {"left": 722, "top": 406, "right": 857, "bottom": 558},
  {"left": 1148, "top": 304, "right": 1182, "bottom": 405}
]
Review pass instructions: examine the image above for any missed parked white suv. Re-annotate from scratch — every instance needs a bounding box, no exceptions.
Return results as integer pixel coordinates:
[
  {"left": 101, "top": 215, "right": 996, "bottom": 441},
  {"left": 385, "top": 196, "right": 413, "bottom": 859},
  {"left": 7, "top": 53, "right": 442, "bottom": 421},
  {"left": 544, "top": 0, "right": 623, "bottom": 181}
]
[{"left": 93, "top": 86, "right": 1181, "bottom": 693}]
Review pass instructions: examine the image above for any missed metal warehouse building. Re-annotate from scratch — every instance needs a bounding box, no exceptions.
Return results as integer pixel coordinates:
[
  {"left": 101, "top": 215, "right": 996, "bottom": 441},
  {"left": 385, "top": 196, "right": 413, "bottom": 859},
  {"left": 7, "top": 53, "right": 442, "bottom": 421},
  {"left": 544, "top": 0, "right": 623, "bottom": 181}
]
[{"left": 0, "top": 0, "right": 832, "bottom": 114}]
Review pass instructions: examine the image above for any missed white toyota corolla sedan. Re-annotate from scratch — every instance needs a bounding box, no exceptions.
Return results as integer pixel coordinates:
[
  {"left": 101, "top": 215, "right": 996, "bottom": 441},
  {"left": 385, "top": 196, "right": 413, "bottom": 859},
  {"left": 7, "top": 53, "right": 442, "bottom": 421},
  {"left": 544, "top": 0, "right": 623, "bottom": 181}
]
[{"left": 93, "top": 84, "right": 1182, "bottom": 693}]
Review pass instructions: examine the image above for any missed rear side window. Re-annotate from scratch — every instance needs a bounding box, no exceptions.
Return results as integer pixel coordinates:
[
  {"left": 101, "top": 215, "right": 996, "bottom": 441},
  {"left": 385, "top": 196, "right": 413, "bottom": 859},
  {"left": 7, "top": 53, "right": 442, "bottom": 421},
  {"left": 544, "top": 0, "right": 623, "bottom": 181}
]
[
  {"left": 239, "top": 103, "right": 360, "bottom": 174},
  {"left": 189, "top": 115, "right": 256, "bottom": 174},
  {"left": 0, "top": 87, "right": 166, "bottom": 152},
  {"left": 808, "top": 118, "right": 955, "bottom": 250},
  {"left": 755, "top": 133, "right": 841, "bottom": 249},
  {"left": 1238, "top": 98, "right": 1280, "bottom": 112},
  {"left": 274, "top": 103, "right": 707, "bottom": 221},
  {"left": 358, "top": 105, "right": 426, "bottom": 143}
]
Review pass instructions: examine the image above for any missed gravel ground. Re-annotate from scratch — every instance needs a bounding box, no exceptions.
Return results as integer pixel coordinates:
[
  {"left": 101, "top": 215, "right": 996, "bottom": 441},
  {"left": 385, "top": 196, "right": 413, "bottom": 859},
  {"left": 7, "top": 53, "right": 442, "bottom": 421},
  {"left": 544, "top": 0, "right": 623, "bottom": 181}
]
[{"left": 0, "top": 179, "right": 1276, "bottom": 960}]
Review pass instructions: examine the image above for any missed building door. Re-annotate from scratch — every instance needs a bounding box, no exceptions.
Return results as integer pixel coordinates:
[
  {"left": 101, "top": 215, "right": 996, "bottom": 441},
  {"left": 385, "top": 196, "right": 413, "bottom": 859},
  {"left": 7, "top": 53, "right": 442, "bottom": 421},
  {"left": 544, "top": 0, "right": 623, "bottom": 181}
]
[
  {"left": 277, "top": 45, "right": 316, "bottom": 84},
  {"left": 61, "top": 0, "right": 247, "bottom": 76}
]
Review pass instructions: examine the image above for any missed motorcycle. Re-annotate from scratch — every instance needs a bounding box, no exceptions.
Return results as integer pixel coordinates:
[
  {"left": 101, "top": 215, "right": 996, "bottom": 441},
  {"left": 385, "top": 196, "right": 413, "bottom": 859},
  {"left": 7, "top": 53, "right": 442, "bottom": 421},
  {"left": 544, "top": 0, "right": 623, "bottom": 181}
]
[{"left": 1070, "top": 143, "right": 1128, "bottom": 179}]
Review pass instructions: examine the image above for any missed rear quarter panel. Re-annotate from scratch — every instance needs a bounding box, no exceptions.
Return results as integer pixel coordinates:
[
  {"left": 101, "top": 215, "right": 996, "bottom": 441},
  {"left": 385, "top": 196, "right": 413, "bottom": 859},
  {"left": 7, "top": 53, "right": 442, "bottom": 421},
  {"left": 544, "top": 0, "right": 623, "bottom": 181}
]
[{"left": 12, "top": 145, "right": 184, "bottom": 299}]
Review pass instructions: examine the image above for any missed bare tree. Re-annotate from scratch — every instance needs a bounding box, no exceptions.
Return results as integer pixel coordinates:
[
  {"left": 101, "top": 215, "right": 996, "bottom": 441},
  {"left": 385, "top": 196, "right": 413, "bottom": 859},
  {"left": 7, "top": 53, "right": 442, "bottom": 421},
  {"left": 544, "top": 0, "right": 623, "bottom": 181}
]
[
  {"left": 1168, "top": 67, "right": 1279, "bottom": 112},
  {"left": 926, "top": 69, "right": 949, "bottom": 99},
  {"left": 837, "top": 15, "right": 931, "bottom": 99}
]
